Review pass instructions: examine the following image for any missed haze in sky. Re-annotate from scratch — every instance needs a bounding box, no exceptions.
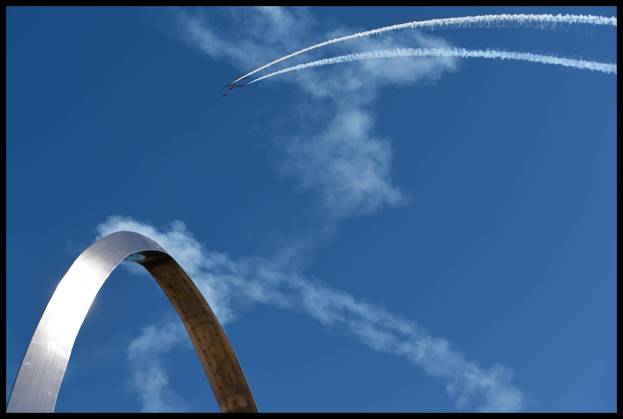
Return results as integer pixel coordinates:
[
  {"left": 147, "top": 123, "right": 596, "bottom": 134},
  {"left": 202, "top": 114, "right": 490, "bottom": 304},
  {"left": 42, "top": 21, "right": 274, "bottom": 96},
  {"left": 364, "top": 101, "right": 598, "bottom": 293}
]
[{"left": 6, "top": 6, "right": 616, "bottom": 412}]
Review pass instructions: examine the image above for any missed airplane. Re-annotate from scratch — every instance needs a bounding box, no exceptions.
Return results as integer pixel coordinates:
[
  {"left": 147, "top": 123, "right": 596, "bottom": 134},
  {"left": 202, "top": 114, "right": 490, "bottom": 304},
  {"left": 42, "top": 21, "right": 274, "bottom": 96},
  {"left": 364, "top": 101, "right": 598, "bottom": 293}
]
[
  {"left": 225, "top": 82, "right": 246, "bottom": 90},
  {"left": 221, "top": 82, "right": 246, "bottom": 97}
]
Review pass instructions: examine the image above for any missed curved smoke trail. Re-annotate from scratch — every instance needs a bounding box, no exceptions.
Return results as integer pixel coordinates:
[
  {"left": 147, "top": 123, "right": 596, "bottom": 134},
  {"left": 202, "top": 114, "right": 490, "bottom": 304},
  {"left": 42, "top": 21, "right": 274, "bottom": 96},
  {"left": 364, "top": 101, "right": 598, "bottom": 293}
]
[
  {"left": 232, "top": 13, "right": 616, "bottom": 84},
  {"left": 248, "top": 47, "right": 616, "bottom": 84}
]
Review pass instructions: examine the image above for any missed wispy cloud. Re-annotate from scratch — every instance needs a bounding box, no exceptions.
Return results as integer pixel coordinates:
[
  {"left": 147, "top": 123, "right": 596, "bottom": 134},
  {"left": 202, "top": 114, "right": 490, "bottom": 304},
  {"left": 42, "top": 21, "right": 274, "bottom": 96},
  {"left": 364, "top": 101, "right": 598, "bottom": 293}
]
[
  {"left": 172, "top": 7, "right": 457, "bottom": 223},
  {"left": 100, "top": 6, "right": 526, "bottom": 412},
  {"left": 279, "top": 107, "right": 407, "bottom": 220},
  {"left": 125, "top": 317, "right": 189, "bottom": 412},
  {"left": 96, "top": 217, "right": 237, "bottom": 324},
  {"left": 97, "top": 215, "right": 524, "bottom": 412}
]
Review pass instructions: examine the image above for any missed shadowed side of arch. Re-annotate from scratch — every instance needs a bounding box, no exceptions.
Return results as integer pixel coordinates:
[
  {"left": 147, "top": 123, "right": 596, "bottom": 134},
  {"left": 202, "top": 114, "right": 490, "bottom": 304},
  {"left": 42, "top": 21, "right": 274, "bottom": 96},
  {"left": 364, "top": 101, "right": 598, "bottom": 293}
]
[{"left": 7, "top": 231, "right": 257, "bottom": 413}]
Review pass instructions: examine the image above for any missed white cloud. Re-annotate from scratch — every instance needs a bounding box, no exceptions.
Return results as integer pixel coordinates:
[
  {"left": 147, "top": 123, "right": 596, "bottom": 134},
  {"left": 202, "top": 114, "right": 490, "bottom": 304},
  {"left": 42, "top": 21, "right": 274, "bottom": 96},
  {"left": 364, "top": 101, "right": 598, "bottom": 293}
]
[
  {"left": 100, "top": 7, "right": 523, "bottom": 412},
  {"left": 97, "top": 216, "right": 236, "bottom": 325},
  {"left": 97, "top": 215, "right": 524, "bottom": 412},
  {"left": 171, "top": 6, "right": 458, "bottom": 221},
  {"left": 280, "top": 107, "right": 407, "bottom": 220},
  {"left": 125, "top": 317, "right": 189, "bottom": 412}
]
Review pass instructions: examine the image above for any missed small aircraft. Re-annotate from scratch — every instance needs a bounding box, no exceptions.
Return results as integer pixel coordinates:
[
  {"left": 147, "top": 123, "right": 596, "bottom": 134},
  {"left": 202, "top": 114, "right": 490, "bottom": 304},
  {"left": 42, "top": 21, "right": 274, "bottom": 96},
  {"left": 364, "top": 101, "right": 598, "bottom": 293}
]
[
  {"left": 221, "top": 82, "right": 246, "bottom": 97},
  {"left": 225, "top": 82, "right": 246, "bottom": 90}
]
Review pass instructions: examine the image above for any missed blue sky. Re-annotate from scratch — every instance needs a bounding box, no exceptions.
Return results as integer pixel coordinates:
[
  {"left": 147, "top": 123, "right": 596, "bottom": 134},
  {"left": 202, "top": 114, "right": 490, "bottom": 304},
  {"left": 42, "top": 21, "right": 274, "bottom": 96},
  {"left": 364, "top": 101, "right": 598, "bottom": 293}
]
[{"left": 6, "top": 6, "right": 616, "bottom": 412}]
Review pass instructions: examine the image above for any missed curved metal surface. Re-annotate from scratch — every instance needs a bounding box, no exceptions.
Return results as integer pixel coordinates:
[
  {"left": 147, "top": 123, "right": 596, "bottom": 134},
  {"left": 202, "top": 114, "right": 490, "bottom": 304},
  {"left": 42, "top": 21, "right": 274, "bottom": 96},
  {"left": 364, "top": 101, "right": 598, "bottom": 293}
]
[{"left": 7, "top": 231, "right": 257, "bottom": 413}]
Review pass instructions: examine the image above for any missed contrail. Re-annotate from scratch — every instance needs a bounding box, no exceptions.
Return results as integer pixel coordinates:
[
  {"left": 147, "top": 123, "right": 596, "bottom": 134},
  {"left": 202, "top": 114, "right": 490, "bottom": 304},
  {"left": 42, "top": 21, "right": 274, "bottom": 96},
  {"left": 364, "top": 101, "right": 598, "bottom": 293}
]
[
  {"left": 248, "top": 47, "right": 616, "bottom": 84},
  {"left": 232, "top": 13, "right": 616, "bottom": 84}
]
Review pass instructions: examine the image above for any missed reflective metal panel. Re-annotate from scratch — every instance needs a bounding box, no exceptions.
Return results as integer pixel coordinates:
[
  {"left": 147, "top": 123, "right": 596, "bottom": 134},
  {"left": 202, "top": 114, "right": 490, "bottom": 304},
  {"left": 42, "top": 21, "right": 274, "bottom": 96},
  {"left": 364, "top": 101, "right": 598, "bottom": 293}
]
[{"left": 7, "top": 231, "right": 257, "bottom": 413}]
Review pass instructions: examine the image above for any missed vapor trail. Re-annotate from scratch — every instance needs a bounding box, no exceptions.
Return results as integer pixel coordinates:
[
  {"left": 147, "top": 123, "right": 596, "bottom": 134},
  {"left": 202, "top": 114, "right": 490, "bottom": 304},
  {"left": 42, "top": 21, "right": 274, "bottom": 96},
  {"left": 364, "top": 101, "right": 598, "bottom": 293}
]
[
  {"left": 248, "top": 47, "right": 616, "bottom": 84},
  {"left": 232, "top": 13, "right": 616, "bottom": 84}
]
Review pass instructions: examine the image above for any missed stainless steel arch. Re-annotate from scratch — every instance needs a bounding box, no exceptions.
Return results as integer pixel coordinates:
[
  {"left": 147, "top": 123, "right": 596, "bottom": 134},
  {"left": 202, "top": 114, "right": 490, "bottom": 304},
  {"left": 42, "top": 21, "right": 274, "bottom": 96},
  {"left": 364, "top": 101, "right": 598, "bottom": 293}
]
[{"left": 7, "top": 231, "right": 258, "bottom": 413}]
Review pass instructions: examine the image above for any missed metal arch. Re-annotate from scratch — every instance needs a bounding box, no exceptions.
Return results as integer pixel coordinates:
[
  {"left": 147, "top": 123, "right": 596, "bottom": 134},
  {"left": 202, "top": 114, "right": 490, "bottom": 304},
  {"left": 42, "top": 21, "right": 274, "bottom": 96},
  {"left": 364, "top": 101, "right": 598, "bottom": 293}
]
[{"left": 7, "top": 231, "right": 258, "bottom": 413}]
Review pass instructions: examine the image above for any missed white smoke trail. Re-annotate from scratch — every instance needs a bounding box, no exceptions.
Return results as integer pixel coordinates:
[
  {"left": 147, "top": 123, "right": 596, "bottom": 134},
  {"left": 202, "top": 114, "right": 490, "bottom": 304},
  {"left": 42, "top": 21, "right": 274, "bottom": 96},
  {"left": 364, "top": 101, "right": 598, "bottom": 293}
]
[
  {"left": 248, "top": 47, "right": 616, "bottom": 84},
  {"left": 232, "top": 13, "right": 616, "bottom": 84}
]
